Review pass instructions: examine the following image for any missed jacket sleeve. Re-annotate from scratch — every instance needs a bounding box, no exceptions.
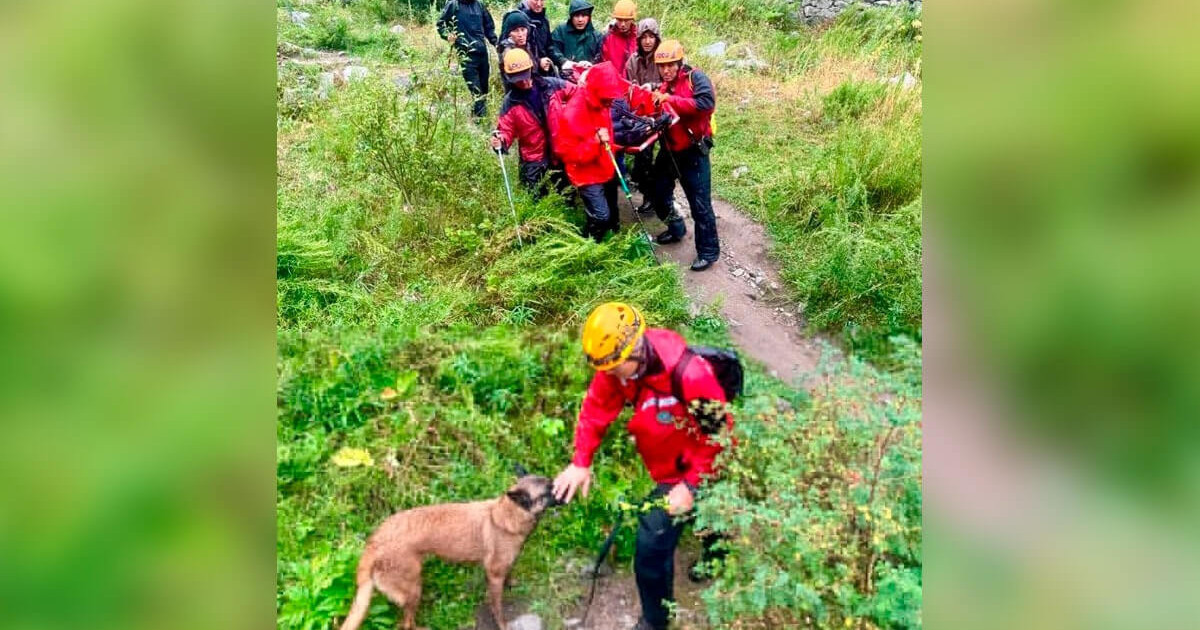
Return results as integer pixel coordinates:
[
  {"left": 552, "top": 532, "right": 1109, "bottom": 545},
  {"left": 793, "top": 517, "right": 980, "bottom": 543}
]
[
  {"left": 484, "top": 7, "right": 498, "bottom": 47},
  {"left": 667, "top": 69, "right": 715, "bottom": 116},
  {"left": 495, "top": 108, "right": 516, "bottom": 150},
  {"left": 436, "top": 1, "right": 454, "bottom": 41},
  {"left": 572, "top": 372, "right": 626, "bottom": 468},
  {"left": 549, "top": 26, "right": 567, "bottom": 67},
  {"left": 678, "top": 356, "right": 731, "bottom": 487}
]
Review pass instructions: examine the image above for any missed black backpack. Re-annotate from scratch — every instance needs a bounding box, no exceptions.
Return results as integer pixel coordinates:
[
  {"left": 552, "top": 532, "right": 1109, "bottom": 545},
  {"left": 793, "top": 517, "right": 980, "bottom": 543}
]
[{"left": 670, "top": 346, "right": 744, "bottom": 405}]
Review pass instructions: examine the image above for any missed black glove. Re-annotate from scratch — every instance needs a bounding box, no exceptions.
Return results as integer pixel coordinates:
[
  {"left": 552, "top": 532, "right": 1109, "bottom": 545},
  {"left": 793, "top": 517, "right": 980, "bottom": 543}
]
[{"left": 653, "top": 112, "right": 673, "bottom": 132}]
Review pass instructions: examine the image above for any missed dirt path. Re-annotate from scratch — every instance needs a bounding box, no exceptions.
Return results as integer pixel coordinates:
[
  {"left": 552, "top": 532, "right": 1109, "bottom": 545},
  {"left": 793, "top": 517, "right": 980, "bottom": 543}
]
[{"left": 618, "top": 187, "right": 832, "bottom": 389}]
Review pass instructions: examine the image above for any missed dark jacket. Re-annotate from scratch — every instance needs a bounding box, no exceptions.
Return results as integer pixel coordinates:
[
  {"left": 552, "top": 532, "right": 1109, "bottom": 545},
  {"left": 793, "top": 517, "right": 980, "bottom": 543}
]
[
  {"left": 436, "top": 0, "right": 498, "bottom": 56},
  {"left": 496, "top": 11, "right": 550, "bottom": 79},
  {"left": 611, "top": 98, "right": 653, "bottom": 148},
  {"left": 516, "top": 0, "right": 552, "bottom": 59},
  {"left": 549, "top": 0, "right": 602, "bottom": 69}
]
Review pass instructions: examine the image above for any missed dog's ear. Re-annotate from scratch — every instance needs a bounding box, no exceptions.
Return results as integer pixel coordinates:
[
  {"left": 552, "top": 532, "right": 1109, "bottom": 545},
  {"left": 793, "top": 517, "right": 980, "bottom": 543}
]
[
  {"left": 506, "top": 488, "right": 534, "bottom": 511},
  {"left": 513, "top": 463, "right": 529, "bottom": 478}
]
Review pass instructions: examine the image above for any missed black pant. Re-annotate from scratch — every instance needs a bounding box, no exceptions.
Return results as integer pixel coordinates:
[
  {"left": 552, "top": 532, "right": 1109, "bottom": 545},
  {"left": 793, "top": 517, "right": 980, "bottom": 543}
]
[
  {"left": 634, "top": 484, "right": 726, "bottom": 630},
  {"left": 460, "top": 50, "right": 490, "bottom": 118},
  {"left": 518, "top": 159, "right": 548, "bottom": 199},
  {"left": 578, "top": 178, "right": 620, "bottom": 242},
  {"left": 653, "top": 144, "right": 719, "bottom": 261}
]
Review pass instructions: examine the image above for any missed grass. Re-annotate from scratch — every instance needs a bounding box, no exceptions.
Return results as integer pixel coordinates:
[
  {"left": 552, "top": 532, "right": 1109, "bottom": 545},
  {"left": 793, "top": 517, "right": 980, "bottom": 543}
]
[{"left": 277, "top": 1, "right": 922, "bottom": 628}]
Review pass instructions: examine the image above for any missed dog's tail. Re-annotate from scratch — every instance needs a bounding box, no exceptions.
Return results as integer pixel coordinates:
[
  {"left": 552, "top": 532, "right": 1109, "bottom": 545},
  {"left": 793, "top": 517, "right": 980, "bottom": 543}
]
[{"left": 338, "top": 562, "right": 375, "bottom": 630}]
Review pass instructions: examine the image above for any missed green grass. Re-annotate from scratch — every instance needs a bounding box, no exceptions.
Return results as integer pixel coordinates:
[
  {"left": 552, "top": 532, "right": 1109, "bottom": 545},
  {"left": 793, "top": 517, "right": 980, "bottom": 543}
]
[{"left": 277, "top": 2, "right": 921, "bottom": 628}]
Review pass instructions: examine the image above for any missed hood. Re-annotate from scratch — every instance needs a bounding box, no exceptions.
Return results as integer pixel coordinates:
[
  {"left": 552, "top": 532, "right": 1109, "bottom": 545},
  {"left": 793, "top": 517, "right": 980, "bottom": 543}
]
[
  {"left": 636, "top": 18, "right": 660, "bottom": 38},
  {"left": 501, "top": 10, "right": 531, "bottom": 37},
  {"left": 582, "top": 61, "right": 624, "bottom": 108},
  {"left": 568, "top": 0, "right": 594, "bottom": 16}
]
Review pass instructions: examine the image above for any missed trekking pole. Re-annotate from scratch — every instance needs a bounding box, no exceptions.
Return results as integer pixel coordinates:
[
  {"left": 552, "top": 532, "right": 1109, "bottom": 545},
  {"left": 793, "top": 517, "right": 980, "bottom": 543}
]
[
  {"left": 494, "top": 140, "right": 524, "bottom": 247},
  {"left": 602, "top": 139, "right": 660, "bottom": 264}
]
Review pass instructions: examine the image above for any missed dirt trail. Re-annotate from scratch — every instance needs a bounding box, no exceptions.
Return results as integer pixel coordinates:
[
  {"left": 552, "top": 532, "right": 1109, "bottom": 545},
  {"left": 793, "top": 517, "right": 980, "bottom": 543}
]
[{"left": 618, "top": 187, "right": 831, "bottom": 388}]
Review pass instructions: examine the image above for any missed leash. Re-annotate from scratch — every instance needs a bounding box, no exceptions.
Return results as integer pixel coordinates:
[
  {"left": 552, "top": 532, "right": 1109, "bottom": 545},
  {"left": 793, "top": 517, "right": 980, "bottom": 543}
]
[{"left": 580, "top": 514, "right": 626, "bottom": 627}]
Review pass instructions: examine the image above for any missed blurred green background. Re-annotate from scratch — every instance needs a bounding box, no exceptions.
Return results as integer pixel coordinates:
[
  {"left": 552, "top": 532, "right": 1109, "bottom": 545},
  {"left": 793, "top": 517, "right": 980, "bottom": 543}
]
[{"left": 2, "top": 0, "right": 1200, "bottom": 628}]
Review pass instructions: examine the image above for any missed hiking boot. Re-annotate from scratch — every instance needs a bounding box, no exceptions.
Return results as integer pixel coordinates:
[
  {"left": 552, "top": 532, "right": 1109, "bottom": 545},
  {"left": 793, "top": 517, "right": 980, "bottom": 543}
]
[
  {"left": 690, "top": 257, "right": 718, "bottom": 272},
  {"left": 636, "top": 199, "right": 656, "bottom": 215},
  {"left": 655, "top": 230, "right": 683, "bottom": 245}
]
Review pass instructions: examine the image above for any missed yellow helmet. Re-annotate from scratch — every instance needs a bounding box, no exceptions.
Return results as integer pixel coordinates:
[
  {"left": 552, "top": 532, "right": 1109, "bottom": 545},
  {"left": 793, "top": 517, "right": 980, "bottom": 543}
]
[
  {"left": 502, "top": 48, "right": 534, "bottom": 75},
  {"left": 612, "top": 0, "right": 637, "bottom": 20},
  {"left": 654, "top": 39, "right": 684, "bottom": 64},
  {"left": 581, "top": 302, "right": 647, "bottom": 370}
]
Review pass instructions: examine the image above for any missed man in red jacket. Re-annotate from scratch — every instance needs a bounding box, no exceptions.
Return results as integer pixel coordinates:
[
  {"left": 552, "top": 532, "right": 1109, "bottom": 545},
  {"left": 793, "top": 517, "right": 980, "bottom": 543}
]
[
  {"left": 491, "top": 49, "right": 571, "bottom": 198},
  {"left": 648, "top": 40, "right": 721, "bottom": 271},
  {"left": 553, "top": 302, "right": 732, "bottom": 630},
  {"left": 599, "top": 0, "right": 638, "bottom": 72},
  {"left": 550, "top": 61, "right": 626, "bottom": 241}
]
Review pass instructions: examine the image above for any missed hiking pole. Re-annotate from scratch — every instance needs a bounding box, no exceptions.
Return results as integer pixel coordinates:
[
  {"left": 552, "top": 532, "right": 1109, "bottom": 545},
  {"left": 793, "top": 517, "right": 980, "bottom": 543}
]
[
  {"left": 602, "top": 139, "right": 660, "bottom": 264},
  {"left": 494, "top": 138, "right": 524, "bottom": 247}
]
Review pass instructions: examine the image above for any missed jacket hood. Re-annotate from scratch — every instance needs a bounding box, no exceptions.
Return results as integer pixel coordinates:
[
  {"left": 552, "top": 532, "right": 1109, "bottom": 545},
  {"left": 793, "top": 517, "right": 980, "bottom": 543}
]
[
  {"left": 568, "top": 0, "right": 594, "bottom": 16},
  {"left": 636, "top": 18, "right": 660, "bottom": 38},
  {"left": 581, "top": 61, "right": 624, "bottom": 108}
]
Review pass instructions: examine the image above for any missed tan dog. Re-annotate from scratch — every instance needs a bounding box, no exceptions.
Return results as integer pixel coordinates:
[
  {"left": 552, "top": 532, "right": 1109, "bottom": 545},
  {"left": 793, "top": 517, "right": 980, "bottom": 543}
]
[{"left": 339, "top": 470, "right": 559, "bottom": 630}]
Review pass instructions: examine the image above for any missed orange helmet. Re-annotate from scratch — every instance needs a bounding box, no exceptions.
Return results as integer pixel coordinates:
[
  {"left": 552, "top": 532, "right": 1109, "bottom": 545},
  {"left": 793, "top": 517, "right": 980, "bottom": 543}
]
[
  {"left": 581, "top": 302, "right": 647, "bottom": 370},
  {"left": 612, "top": 0, "right": 637, "bottom": 20},
  {"left": 654, "top": 39, "right": 684, "bottom": 64},
  {"left": 502, "top": 48, "right": 534, "bottom": 75}
]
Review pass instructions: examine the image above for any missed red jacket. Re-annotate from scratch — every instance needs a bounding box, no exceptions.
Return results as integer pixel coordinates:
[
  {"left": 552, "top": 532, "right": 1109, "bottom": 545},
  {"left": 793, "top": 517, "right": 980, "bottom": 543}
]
[
  {"left": 496, "top": 104, "right": 547, "bottom": 163},
  {"left": 551, "top": 61, "right": 626, "bottom": 186},
  {"left": 659, "top": 65, "right": 715, "bottom": 152},
  {"left": 599, "top": 24, "right": 638, "bottom": 75},
  {"left": 571, "top": 328, "right": 732, "bottom": 488}
]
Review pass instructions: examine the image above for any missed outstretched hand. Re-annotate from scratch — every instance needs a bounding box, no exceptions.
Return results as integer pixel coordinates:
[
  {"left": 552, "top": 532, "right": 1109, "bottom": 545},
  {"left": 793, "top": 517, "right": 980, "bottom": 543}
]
[{"left": 552, "top": 464, "right": 592, "bottom": 504}]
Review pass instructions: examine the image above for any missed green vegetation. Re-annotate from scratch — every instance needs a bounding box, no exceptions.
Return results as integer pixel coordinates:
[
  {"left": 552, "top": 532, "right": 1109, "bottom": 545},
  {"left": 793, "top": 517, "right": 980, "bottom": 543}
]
[{"left": 277, "top": 1, "right": 921, "bottom": 628}]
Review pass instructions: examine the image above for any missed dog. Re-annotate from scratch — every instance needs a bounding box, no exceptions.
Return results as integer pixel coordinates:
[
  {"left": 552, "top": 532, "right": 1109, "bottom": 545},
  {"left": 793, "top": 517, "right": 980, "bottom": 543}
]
[{"left": 339, "top": 466, "right": 559, "bottom": 630}]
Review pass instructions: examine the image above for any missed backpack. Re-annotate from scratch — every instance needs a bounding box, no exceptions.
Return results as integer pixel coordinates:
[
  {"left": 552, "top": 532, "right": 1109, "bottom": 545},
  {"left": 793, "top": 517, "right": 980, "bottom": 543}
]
[{"left": 670, "top": 346, "right": 744, "bottom": 405}]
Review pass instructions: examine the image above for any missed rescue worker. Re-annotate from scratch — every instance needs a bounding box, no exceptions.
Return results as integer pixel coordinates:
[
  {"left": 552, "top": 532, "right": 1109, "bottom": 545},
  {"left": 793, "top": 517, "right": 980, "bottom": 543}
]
[
  {"left": 436, "top": 0, "right": 498, "bottom": 120},
  {"left": 497, "top": 10, "right": 554, "bottom": 86},
  {"left": 550, "top": 61, "right": 625, "bottom": 241},
  {"left": 553, "top": 302, "right": 733, "bottom": 630},
  {"left": 599, "top": 0, "right": 639, "bottom": 71},
  {"left": 491, "top": 49, "right": 571, "bottom": 198},
  {"left": 624, "top": 18, "right": 670, "bottom": 214},
  {"left": 550, "top": 0, "right": 603, "bottom": 81},
  {"left": 650, "top": 40, "right": 720, "bottom": 271}
]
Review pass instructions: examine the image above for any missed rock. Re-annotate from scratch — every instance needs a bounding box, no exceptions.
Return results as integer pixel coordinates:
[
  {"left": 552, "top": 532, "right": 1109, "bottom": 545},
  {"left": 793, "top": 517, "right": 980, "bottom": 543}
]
[
  {"left": 769, "top": 281, "right": 781, "bottom": 291},
  {"left": 277, "top": 41, "right": 302, "bottom": 58},
  {"left": 390, "top": 24, "right": 407, "bottom": 34},
  {"left": 725, "top": 57, "right": 769, "bottom": 71},
  {"left": 289, "top": 11, "right": 310, "bottom": 25},
  {"left": 343, "top": 65, "right": 370, "bottom": 81},
  {"left": 508, "top": 614, "right": 542, "bottom": 630},
  {"left": 733, "top": 268, "right": 746, "bottom": 277},
  {"left": 732, "top": 165, "right": 750, "bottom": 179},
  {"left": 564, "top": 619, "right": 582, "bottom": 629},
  {"left": 885, "top": 71, "right": 918, "bottom": 89},
  {"left": 317, "top": 72, "right": 335, "bottom": 99},
  {"left": 579, "top": 561, "right": 613, "bottom": 579},
  {"left": 392, "top": 73, "right": 413, "bottom": 90},
  {"left": 699, "top": 41, "right": 727, "bottom": 58},
  {"left": 729, "top": 318, "right": 743, "bottom": 327}
]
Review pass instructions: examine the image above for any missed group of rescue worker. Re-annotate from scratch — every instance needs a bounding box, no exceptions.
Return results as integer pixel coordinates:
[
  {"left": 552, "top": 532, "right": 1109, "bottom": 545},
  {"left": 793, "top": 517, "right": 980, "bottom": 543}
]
[{"left": 437, "top": 0, "right": 721, "bottom": 271}]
